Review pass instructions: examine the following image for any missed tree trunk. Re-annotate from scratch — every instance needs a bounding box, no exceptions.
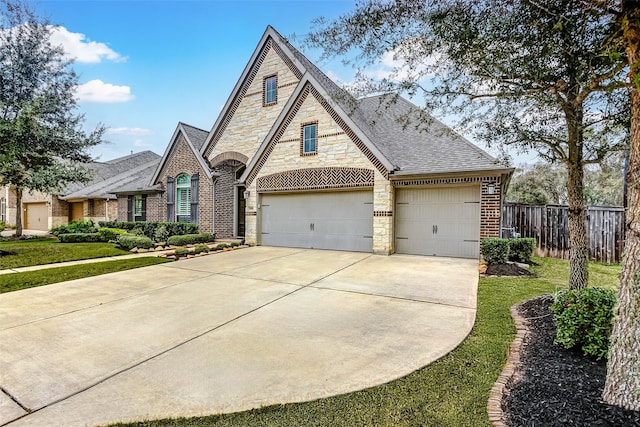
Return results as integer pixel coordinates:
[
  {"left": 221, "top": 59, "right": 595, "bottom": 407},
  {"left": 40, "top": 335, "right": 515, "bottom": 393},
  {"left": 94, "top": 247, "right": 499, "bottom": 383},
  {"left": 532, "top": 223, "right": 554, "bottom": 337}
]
[
  {"left": 566, "top": 111, "right": 589, "bottom": 290},
  {"left": 14, "top": 186, "right": 23, "bottom": 237},
  {"left": 602, "top": 2, "right": 640, "bottom": 410}
]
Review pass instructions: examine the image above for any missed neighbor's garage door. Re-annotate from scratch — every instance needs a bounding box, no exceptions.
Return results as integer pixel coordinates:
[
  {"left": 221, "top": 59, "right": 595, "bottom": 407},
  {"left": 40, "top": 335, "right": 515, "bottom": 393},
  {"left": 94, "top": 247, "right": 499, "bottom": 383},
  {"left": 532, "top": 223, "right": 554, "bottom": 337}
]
[
  {"left": 261, "top": 191, "right": 373, "bottom": 252},
  {"left": 395, "top": 186, "right": 481, "bottom": 258},
  {"left": 24, "top": 202, "right": 48, "bottom": 231}
]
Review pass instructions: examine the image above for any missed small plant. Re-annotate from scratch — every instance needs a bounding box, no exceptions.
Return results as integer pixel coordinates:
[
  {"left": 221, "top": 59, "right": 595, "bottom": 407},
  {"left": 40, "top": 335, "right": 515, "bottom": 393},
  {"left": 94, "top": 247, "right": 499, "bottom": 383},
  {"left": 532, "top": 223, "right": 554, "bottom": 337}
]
[
  {"left": 550, "top": 287, "right": 616, "bottom": 360},
  {"left": 194, "top": 244, "right": 210, "bottom": 254},
  {"left": 58, "top": 233, "right": 102, "bottom": 243},
  {"left": 215, "top": 243, "right": 229, "bottom": 250},
  {"left": 174, "top": 247, "right": 189, "bottom": 257},
  {"left": 229, "top": 242, "right": 240, "bottom": 248},
  {"left": 0, "top": 220, "right": 5, "bottom": 232},
  {"left": 117, "top": 234, "right": 154, "bottom": 250},
  {"left": 154, "top": 225, "right": 169, "bottom": 243},
  {"left": 480, "top": 238, "right": 510, "bottom": 264},
  {"left": 50, "top": 220, "right": 97, "bottom": 236},
  {"left": 167, "top": 233, "right": 215, "bottom": 246},
  {"left": 509, "top": 238, "right": 536, "bottom": 263},
  {"left": 98, "top": 228, "right": 128, "bottom": 242}
]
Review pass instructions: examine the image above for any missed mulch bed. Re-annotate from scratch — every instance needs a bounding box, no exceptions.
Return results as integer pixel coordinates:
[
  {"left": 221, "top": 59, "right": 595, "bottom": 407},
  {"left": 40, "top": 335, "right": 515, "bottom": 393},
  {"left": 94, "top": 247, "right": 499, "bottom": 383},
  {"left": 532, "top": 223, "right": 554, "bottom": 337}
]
[
  {"left": 486, "top": 263, "right": 533, "bottom": 277},
  {"left": 502, "top": 295, "right": 640, "bottom": 426}
]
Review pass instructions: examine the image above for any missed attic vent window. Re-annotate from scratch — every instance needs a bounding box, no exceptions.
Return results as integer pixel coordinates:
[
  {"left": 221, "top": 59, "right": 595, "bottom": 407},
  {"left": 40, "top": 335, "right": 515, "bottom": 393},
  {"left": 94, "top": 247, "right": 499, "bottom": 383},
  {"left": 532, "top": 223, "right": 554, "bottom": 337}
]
[{"left": 264, "top": 75, "right": 277, "bottom": 106}]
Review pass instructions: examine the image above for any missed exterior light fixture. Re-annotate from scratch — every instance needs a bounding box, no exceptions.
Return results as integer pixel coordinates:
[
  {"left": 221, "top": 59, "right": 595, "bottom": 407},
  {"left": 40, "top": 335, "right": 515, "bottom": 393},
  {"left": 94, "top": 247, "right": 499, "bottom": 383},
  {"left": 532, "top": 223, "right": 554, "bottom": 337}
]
[
  {"left": 243, "top": 190, "right": 250, "bottom": 199},
  {"left": 488, "top": 184, "right": 496, "bottom": 195}
]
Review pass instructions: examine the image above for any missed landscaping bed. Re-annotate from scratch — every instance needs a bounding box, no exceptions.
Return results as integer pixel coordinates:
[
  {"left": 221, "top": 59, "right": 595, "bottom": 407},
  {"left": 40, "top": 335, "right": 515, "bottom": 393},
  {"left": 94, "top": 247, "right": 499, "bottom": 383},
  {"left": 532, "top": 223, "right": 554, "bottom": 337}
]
[{"left": 502, "top": 295, "right": 640, "bottom": 426}]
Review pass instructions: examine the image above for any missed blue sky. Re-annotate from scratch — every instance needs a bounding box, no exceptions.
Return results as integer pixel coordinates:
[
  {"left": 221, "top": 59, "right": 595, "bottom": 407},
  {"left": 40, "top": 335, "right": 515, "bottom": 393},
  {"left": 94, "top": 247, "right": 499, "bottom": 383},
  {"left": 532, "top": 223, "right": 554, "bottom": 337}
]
[{"left": 34, "top": 0, "right": 520, "bottom": 164}]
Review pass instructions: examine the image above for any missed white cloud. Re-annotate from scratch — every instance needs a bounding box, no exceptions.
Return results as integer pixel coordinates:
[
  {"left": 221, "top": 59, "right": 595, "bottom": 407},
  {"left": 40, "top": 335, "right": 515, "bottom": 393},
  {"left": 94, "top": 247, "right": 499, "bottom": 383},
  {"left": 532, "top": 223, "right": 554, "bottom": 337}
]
[
  {"left": 76, "top": 80, "right": 134, "bottom": 103},
  {"left": 107, "top": 127, "right": 153, "bottom": 136},
  {"left": 50, "top": 26, "right": 124, "bottom": 63},
  {"left": 133, "top": 139, "right": 151, "bottom": 148}
]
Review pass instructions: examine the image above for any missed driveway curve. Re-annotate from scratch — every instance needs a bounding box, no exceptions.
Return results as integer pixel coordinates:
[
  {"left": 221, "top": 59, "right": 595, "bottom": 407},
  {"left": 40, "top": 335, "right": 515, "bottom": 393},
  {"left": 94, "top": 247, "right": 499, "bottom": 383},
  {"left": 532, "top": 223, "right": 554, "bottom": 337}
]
[{"left": 0, "top": 247, "right": 478, "bottom": 427}]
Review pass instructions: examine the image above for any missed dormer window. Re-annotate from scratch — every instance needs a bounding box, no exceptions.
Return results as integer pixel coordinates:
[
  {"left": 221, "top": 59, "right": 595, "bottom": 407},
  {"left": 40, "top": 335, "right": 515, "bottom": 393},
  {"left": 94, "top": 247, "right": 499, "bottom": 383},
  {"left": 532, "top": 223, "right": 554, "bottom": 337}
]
[{"left": 264, "top": 75, "right": 277, "bottom": 105}]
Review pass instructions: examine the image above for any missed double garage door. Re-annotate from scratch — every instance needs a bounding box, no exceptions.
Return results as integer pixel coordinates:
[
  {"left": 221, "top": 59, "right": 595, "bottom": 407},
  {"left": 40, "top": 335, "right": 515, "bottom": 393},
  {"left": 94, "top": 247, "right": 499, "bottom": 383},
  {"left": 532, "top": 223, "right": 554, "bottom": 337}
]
[
  {"left": 260, "top": 191, "right": 373, "bottom": 252},
  {"left": 259, "top": 185, "right": 481, "bottom": 258}
]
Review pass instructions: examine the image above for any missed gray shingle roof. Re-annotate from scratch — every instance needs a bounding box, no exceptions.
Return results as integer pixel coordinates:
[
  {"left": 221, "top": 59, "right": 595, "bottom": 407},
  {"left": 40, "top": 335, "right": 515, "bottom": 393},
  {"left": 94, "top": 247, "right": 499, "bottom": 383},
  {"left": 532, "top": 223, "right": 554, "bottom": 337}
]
[
  {"left": 356, "top": 94, "right": 503, "bottom": 175},
  {"left": 61, "top": 151, "right": 161, "bottom": 199},
  {"left": 272, "top": 27, "right": 505, "bottom": 177},
  {"left": 180, "top": 122, "right": 208, "bottom": 151}
]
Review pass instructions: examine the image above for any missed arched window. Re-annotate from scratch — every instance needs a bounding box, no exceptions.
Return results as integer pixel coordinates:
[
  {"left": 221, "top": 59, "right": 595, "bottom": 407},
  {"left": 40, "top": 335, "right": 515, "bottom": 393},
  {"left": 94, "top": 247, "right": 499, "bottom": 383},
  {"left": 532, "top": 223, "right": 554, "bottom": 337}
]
[{"left": 176, "top": 174, "right": 191, "bottom": 222}]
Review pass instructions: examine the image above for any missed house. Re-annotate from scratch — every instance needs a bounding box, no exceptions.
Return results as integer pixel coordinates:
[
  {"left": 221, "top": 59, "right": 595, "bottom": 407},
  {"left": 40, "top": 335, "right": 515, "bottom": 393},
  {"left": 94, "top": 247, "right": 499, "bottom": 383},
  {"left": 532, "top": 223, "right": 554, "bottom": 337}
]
[
  {"left": 115, "top": 26, "right": 512, "bottom": 258},
  {"left": 1, "top": 150, "right": 161, "bottom": 231}
]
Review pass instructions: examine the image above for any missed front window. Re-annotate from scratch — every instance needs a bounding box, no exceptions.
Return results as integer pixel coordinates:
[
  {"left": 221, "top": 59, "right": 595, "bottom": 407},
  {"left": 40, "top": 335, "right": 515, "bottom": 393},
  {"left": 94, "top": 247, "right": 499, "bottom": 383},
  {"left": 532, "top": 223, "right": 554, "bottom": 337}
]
[
  {"left": 302, "top": 123, "right": 317, "bottom": 155},
  {"left": 0, "top": 197, "right": 5, "bottom": 222},
  {"left": 176, "top": 174, "right": 191, "bottom": 222},
  {"left": 264, "top": 75, "right": 277, "bottom": 105},
  {"left": 134, "top": 195, "right": 142, "bottom": 218}
]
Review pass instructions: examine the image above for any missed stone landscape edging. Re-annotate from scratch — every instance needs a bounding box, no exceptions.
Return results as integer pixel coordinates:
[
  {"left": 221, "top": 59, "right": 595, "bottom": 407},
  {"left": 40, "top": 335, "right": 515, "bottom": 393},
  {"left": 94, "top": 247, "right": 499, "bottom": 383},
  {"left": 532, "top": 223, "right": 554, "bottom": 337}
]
[{"left": 487, "top": 301, "right": 529, "bottom": 426}]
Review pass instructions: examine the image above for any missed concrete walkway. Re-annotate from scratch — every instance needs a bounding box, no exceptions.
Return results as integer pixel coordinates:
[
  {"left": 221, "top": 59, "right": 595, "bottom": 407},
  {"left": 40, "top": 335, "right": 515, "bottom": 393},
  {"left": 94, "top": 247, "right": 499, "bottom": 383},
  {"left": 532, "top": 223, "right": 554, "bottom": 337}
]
[{"left": 0, "top": 247, "right": 478, "bottom": 426}]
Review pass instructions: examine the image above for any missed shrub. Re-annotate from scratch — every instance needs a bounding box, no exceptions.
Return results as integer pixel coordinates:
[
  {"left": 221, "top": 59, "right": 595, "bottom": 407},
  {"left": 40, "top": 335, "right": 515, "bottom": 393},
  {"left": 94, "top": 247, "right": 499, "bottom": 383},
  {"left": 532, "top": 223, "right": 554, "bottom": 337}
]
[
  {"left": 230, "top": 242, "right": 240, "bottom": 248},
  {"left": 51, "top": 220, "right": 96, "bottom": 236},
  {"left": 509, "top": 238, "right": 536, "bottom": 263},
  {"left": 154, "top": 225, "right": 169, "bottom": 243},
  {"left": 98, "top": 221, "right": 199, "bottom": 241},
  {"left": 194, "top": 244, "right": 210, "bottom": 254},
  {"left": 167, "top": 233, "right": 216, "bottom": 246},
  {"left": 480, "top": 238, "right": 510, "bottom": 264},
  {"left": 0, "top": 220, "right": 5, "bottom": 232},
  {"left": 98, "top": 228, "right": 128, "bottom": 242},
  {"left": 117, "top": 234, "right": 154, "bottom": 250},
  {"left": 215, "top": 243, "right": 229, "bottom": 250},
  {"left": 174, "top": 248, "right": 189, "bottom": 257},
  {"left": 550, "top": 287, "right": 616, "bottom": 360},
  {"left": 58, "top": 233, "right": 102, "bottom": 243}
]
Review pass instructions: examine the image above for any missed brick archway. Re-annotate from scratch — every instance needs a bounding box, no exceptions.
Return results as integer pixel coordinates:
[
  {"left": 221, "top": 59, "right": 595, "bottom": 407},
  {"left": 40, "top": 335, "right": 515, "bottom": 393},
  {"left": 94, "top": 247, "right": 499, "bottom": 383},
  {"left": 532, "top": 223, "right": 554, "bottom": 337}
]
[{"left": 209, "top": 151, "right": 249, "bottom": 168}]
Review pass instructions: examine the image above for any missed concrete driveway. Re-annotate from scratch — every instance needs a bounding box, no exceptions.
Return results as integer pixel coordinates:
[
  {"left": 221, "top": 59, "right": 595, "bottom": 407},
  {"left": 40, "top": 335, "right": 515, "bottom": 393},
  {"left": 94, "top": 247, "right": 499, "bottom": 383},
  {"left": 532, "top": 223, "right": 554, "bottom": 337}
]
[{"left": 0, "top": 247, "right": 478, "bottom": 426}]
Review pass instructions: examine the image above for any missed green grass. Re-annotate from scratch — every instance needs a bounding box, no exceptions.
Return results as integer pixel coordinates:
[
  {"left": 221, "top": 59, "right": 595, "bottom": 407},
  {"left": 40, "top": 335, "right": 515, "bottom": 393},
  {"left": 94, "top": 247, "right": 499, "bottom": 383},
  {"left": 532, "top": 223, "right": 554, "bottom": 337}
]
[
  {"left": 0, "top": 257, "right": 170, "bottom": 294},
  {"left": 111, "top": 257, "right": 622, "bottom": 427},
  {"left": 0, "top": 238, "right": 130, "bottom": 269}
]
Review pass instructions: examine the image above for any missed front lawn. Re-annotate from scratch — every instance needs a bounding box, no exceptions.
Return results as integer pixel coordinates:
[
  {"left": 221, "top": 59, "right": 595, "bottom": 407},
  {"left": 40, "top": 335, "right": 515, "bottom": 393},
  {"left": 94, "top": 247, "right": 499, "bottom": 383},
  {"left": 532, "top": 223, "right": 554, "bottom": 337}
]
[
  {"left": 0, "top": 238, "right": 130, "bottom": 269},
  {"left": 0, "top": 257, "right": 170, "bottom": 294},
  {"left": 112, "top": 257, "right": 621, "bottom": 427}
]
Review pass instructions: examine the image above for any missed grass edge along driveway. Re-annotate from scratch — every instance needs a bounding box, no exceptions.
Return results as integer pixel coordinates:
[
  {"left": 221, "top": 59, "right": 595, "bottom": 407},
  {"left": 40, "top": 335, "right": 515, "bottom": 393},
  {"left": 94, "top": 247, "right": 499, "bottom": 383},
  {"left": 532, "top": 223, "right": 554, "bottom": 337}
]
[
  {"left": 0, "top": 238, "right": 130, "bottom": 270},
  {"left": 0, "top": 257, "right": 170, "bottom": 294},
  {"left": 107, "top": 258, "right": 620, "bottom": 427}
]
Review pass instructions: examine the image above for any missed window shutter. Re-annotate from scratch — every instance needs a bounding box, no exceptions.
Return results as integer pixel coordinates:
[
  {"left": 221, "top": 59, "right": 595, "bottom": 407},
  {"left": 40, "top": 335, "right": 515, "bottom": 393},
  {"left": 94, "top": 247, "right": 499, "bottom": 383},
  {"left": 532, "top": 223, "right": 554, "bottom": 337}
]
[
  {"left": 166, "top": 176, "right": 175, "bottom": 221},
  {"left": 141, "top": 195, "right": 147, "bottom": 221},
  {"left": 127, "top": 195, "right": 133, "bottom": 221},
  {"left": 190, "top": 174, "right": 199, "bottom": 223}
]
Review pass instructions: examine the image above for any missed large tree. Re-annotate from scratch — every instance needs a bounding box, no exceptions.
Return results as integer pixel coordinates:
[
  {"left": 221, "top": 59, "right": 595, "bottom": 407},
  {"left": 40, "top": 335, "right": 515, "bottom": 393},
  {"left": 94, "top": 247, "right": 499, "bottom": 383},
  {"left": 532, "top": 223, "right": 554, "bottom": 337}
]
[
  {"left": 0, "top": 0, "right": 103, "bottom": 235},
  {"left": 308, "top": 0, "right": 628, "bottom": 290},
  {"left": 602, "top": 0, "right": 640, "bottom": 411}
]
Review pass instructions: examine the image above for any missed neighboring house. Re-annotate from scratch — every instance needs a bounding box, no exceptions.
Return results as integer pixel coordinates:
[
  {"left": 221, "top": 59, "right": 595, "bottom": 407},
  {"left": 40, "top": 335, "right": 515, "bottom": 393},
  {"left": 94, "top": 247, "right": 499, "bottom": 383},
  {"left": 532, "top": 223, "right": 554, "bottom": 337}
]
[
  {"left": 1, "top": 151, "right": 160, "bottom": 231},
  {"left": 114, "top": 26, "right": 512, "bottom": 259},
  {"left": 0, "top": 185, "right": 17, "bottom": 225}
]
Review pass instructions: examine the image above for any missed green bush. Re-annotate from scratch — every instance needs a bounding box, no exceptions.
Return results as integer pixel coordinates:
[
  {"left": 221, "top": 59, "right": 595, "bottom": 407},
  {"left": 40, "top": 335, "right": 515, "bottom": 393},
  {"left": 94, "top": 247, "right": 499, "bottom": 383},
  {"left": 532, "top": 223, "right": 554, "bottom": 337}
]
[
  {"left": 51, "top": 220, "right": 97, "bottom": 236},
  {"left": 230, "top": 242, "right": 240, "bottom": 248},
  {"left": 58, "top": 233, "right": 102, "bottom": 243},
  {"left": 509, "top": 238, "right": 536, "bottom": 263},
  {"left": 194, "top": 244, "right": 210, "bottom": 254},
  {"left": 174, "top": 248, "right": 189, "bottom": 257},
  {"left": 154, "top": 225, "right": 169, "bottom": 243},
  {"left": 215, "top": 243, "right": 229, "bottom": 250},
  {"left": 167, "top": 233, "right": 216, "bottom": 246},
  {"left": 550, "top": 287, "right": 616, "bottom": 360},
  {"left": 98, "top": 221, "right": 198, "bottom": 241},
  {"left": 98, "top": 228, "right": 128, "bottom": 242},
  {"left": 117, "top": 234, "right": 154, "bottom": 250},
  {"left": 0, "top": 220, "right": 5, "bottom": 232},
  {"left": 480, "top": 238, "right": 510, "bottom": 264}
]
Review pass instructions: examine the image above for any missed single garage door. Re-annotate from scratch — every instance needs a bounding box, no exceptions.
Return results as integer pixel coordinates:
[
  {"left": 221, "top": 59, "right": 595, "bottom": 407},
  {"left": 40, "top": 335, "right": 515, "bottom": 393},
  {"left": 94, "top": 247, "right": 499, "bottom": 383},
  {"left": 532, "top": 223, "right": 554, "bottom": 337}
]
[
  {"left": 24, "top": 202, "right": 49, "bottom": 231},
  {"left": 395, "top": 186, "right": 481, "bottom": 258},
  {"left": 260, "top": 191, "right": 373, "bottom": 252}
]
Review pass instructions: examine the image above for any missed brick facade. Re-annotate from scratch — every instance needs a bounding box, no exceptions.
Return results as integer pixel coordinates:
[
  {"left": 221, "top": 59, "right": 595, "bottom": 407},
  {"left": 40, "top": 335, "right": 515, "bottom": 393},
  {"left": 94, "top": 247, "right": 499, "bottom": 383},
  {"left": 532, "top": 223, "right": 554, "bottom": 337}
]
[{"left": 213, "top": 162, "right": 240, "bottom": 238}]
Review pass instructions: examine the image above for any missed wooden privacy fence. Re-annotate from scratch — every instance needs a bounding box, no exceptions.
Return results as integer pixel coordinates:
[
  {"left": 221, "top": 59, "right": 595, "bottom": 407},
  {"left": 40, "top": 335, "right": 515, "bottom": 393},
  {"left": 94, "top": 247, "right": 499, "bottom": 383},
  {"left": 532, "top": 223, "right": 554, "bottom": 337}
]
[{"left": 502, "top": 203, "right": 625, "bottom": 264}]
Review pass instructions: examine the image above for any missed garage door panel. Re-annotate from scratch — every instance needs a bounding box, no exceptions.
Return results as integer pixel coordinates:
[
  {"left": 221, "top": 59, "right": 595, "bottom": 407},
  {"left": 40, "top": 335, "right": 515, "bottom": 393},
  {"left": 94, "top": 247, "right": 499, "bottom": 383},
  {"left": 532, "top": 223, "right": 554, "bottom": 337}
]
[
  {"left": 395, "top": 186, "right": 480, "bottom": 258},
  {"left": 24, "top": 203, "right": 48, "bottom": 231},
  {"left": 261, "top": 191, "right": 373, "bottom": 252}
]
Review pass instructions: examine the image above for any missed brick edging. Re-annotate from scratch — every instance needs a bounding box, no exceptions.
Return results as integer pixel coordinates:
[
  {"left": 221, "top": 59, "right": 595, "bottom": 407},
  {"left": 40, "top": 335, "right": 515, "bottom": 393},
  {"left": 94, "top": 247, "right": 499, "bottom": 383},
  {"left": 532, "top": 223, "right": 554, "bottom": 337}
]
[{"left": 487, "top": 301, "right": 529, "bottom": 426}]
